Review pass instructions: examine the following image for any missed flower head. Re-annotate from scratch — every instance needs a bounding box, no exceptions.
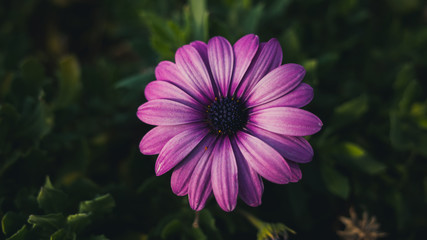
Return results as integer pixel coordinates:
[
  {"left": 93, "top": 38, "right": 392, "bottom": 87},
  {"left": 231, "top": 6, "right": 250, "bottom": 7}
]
[{"left": 137, "top": 34, "right": 322, "bottom": 211}]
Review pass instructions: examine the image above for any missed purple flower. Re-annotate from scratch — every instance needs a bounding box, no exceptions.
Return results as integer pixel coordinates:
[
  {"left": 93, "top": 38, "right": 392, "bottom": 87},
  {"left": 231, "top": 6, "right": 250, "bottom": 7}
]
[{"left": 137, "top": 34, "right": 322, "bottom": 212}]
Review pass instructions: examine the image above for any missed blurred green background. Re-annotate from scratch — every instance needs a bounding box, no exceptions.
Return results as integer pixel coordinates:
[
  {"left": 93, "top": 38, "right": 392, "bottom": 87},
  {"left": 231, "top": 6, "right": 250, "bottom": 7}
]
[{"left": 1, "top": 0, "right": 427, "bottom": 239}]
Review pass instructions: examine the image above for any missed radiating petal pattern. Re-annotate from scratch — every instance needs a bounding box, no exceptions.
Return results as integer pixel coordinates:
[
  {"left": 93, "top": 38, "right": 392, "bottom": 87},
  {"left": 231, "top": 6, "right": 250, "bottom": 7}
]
[
  {"left": 250, "top": 107, "right": 323, "bottom": 136},
  {"left": 137, "top": 34, "right": 322, "bottom": 212},
  {"left": 155, "top": 127, "right": 209, "bottom": 176},
  {"left": 236, "top": 131, "right": 291, "bottom": 184},
  {"left": 246, "top": 63, "right": 305, "bottom": 107}
]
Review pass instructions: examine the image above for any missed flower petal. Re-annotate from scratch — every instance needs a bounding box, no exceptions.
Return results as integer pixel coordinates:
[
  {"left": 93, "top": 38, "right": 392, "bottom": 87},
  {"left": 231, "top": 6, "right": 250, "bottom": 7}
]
[
  {"left": 137, "top": 99, "right": 202, "bottom": 126},
  {"left": 246, "top": 124, "right": 313, "bottom": 163},
  {"left": 235, "top": 131, "right": 291, "bottom": 184},
  {"left": 208, "top": 36, "right": 234, "bottom": 97},
  {"left": 139, "top": 124, "right": 197, "bottom": 155},
  {"left": 288, "top": 161, "right": 302, "bottom": 183},
  {"left": 229, "top": 34, "right": 259, "bottom": 96},
  {"left": 231, "top": 137, "right": 263, "bottom": 207},
  {"left": 144, "top": 80, "right": 203, "bottom": 110},
  {"left": 236, "top": 38, "right": 283, "bottom": 99},
  {"left": 188, "top": 139, "right": 216, "bottom": 211},
  {"left": 211, "top": 136, "right": 238, "bottom": 212},
  {"left": 252, "top": 83, "right": 313, "bottom": 110},
  {"left": 250, "top": 107, "right": 323, "bottom": 136},
  {"left": 246, "top": 64, "right": 305, "bottom": 107},
  {"left": 171, "top": 135, "right": 216, "bottom": 196},
  {"left": 155, "top": 127, "right": 209, "bottom": 176},
  {"left": 175, "top": 45, "right": 215, "bottom": 102}
]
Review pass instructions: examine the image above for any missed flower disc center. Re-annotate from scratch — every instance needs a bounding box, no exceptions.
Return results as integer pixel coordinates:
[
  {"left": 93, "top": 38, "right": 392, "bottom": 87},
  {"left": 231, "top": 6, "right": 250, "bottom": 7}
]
[{"left": 207, "top": 97, "right": 247, "bottom": 135}]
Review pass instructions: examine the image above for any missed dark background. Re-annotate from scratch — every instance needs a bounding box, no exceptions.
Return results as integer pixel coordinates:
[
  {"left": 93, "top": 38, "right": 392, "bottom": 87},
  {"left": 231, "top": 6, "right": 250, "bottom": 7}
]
[{"left": 1, "top": 0, "right": 426, "bottom": 239}]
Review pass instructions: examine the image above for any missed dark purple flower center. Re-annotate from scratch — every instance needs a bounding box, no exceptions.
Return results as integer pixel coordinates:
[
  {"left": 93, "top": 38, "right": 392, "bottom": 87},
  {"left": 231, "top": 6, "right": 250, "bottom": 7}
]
[{"left": 207, "top": 97, "right": 248, "bottom": 135}]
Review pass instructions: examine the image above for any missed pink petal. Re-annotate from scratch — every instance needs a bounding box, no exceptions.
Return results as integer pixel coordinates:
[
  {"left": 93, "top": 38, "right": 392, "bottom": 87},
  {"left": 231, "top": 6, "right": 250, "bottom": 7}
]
[
  {"left": 137, "top": 99, "right": 202, "bottom": 126},
  {"left": 188, "top": 138, "right": 216, "bottom": 211},
  {"left": 229, "top": 34, "right": 259, "bottom": 96},
  {"left": 208, "top": 36, "right": 234, "bottom": 97},
  {"left": 252, "top": 83, "right": 313, "bottom": 110},
  {"left": 250, "top": 107, "right": 323, "bottom": 136},
  {"left": 171, "top": 135, "right": 216, "bottom": 196},
  {"left": 236, "top": 38, "right": 283, "bottom": 99},
  {"left": 235, "top": 131, "right": 291, "bottom": 184},
  {"left": 139, "top": 124, "right": 198, "bottom": 155},
  {"left": 144, "top": 81, "right": 203, "bottom": 110},
  {"left": 175, "top": 45, "right": 215, "bottom": 102},
  {"left": 155, "top": 128, "right": 209, "bottom": 176},
  {"left": 231, "top": 137, "right": 263, "bottom": 207},
  {"left": 155, "top": 61, "right": 208, "bottom": 104},
  {"left": 246, "top": 64, "right": 305, "bottom": 107},
  {"left": 246, "top": 123, "right": 313, "bottom": 163},
  {"left": 288, "top": 161, "right": 302, "bottom": 182},
  {"left": 211, "top": 136, "right": 238, "bottom": 212}
]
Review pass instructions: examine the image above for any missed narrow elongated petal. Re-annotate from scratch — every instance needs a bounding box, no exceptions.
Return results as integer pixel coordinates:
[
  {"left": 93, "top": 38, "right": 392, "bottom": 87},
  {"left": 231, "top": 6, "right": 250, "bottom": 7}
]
[
  {"left": 211, "top": 136, "right": 238, "bottom": 212},
  {"left": 236, "top": 38, "right": 283, "bottom": 99},
  {"left": 171, "top": 135, "right": 216, "bottom": 196},
  {"left": 229, "top": 34, "right": 259, "bottom": 96},
  {"left": 155, "top": 128, "right": 209, "bottom": 176},
  {"left": 188, "top": 140, "right": 215, "bottom": 211},
  {"left": 250, "top": 107, "right": 323, "bottom": 136},
  {"left": 247, "top": 124, "right": 313, "bottom": 163},
  {"left": 137, "top": 99, "right": 202, "bottom": 126},
  {"left": 139, "top": 124, "right": 198, "bottom": 155},
  {"left": 155, "top": 61, "right": 208, "bottom": 104},
  {"left": 288, "top": 161, "right": 302, "bottom": 182},
  {"left": 231, "top": 138, "right": 263, "bottom": 207},
  {"left": 175, "top": 45, "right": 215, "bottom": 101},
  {"left": 144, "top": 81, "right": 203, "bottom": 110},
  {"left": 246, "top": 64, "right": 305, "bottom": 107},
  {"left": 208, "top": 36, "right": 234, "bottom": 97},
  {"left": 253, "top": 83, "right": 313, "bottom": 110},
  {"left": 235, "top": 131, "right": 291, "bottom": 184}
]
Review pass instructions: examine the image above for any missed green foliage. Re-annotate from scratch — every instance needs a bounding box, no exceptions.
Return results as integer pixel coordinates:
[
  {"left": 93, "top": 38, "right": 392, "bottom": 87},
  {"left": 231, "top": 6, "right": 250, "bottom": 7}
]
[{"left": 1, "top": 0, "right": 426, "bottom": 239}]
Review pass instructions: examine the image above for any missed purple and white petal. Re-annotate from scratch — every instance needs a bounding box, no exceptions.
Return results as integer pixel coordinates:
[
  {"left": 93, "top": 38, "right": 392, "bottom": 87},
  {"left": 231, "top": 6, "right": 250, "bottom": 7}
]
[
  {"left": 188, "top": 140, "right": 216, "bottom": 211},
  {"left": 137, "top": 99, "right": 202, "bottom": 126},
  {"left": 208, "top": 36, "right": 234, "bottom": 97},
  {"left": 252, "top": 83, "right": 313, "bottom": 110},
  {"left": 229, "top": 34, "right": 259, "bottom": 96},
  {"left": 247, "top": 123, "right": 313, "bottom": 163},
  {"left": 211, "top": 136, "right": 238, "bottom": 212},
  {"left": 250, "top": 107, "right": 323, "bottom": 136},
  {"left": 231, "top": 137, "right": 263, "bottom": 207},
  {"left": 235, "top": 131, "right": 291, "bottom": 184},
  {"left": 139, "top": 124, "right": 198, "bottom": 155},
  {"left": 144, "top": 80, "right": 203, "bottom": 110},
  {"left": 171, "top": 135, "right": 216, "bottom": 196},
  {"left": 175, "top": 45, "right": 215, "bottom": 101},
  {"left": 236, "top": 38, "right": 283, "bottom": 99},
  {"left": 155, "top": 127, "right": 209, "bottom": 176},
  {"left": 246, "top": 64, "right": 305, "bottom": 107}
]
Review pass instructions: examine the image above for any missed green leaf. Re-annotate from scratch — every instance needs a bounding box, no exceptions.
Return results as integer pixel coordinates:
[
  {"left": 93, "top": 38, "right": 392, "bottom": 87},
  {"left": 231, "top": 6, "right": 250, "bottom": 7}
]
[
  {"left": 6, "top": 225, "right": 29, "bottom": 240},
  {"left": 2, "top": 212, "right": 26, "bottom": 236},
  {"left": 37, "top": 176, "right": 68, "bottom": 213},
  {"left": 189, "top": 0, "right": 208, "bottom": 41},
  {"left": 28, "top": 213, "right": 66, "bottom": 230},
  {"left": 330, "top": 94, "right": 369, "bottom": 130},
  {"left": 55, "top": 55, "right": 82, "bottom": 108},
  {"left": 86, "top": 235, "right": 109, "bottom": 240},
  {"left": 20, "top": 57, "right": 45, "bottom": 97},
  {"left": 160, "top": 219, "right": 182, "bottom": 239},
  {"left": 66, "top": 213, "right": 91, "bottom": 233},
  {"left": 321, "top": 165, "right": 350, "bottom": 199},
  {"left": 340, "top": 142, "right": 387, "bottom": 175},
  {"left": 79, "top": 194, "right": 115, "bottom": 214},
  {"left": 50, "top": 228, "right": 76, "bottom": 240}
]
